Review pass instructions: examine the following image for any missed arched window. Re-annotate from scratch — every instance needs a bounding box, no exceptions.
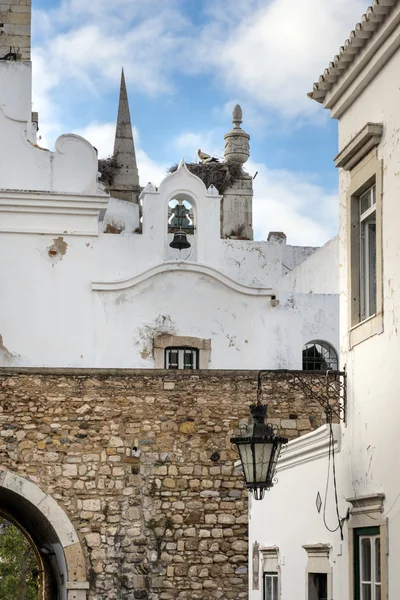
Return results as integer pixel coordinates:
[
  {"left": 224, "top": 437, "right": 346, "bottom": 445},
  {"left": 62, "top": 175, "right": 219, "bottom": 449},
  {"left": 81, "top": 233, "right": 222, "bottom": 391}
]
[
  {"left": 168, "top": 198, "right": 195, "bottom": 233},
  {"left": 302, "top": 341, "right": 338, "bottom": 371},
  {"left": 165, "top": 347, "right": 199, "bottom": 370}
]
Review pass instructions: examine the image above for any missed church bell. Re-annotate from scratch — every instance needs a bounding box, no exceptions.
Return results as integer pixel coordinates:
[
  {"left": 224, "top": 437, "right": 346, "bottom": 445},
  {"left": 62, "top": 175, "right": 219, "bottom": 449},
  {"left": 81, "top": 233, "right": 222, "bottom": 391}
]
[{"left": 169, "top": 231, "right": 191, "bottom": 250}]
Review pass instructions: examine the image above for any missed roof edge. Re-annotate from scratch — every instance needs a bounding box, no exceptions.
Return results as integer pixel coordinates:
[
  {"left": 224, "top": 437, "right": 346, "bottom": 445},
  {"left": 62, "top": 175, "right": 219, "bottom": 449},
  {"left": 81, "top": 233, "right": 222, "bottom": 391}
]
[{"left": 308, "top": 0, "right": 398, "bottom": 106}]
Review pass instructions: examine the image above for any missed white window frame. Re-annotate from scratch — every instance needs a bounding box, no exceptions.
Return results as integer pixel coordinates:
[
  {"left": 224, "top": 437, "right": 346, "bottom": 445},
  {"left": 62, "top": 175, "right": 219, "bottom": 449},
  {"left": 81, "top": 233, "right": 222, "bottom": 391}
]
[
  {"left": 346, "top": 149, "right": 383, "bottom": 348},
  {"left": 153, "top": 335, "right": 211, "bottom": 369},
  {"left": 347, "top": 494, "right": 388, "bottom": 600},
  {"left": 358, "top": 532, "right": 381, "bottom": 600},
  {"left": 261, "top": 547, "right": 280, "bottom": 599},
  {"left": 165, "top": 347, "right": 198, "bottom": 370},
  {"left": 359, "top": 185, "right": 377, "bottom": 322},
  {"left": 263, "top": 571, "right": 279, "bottom": 600}
]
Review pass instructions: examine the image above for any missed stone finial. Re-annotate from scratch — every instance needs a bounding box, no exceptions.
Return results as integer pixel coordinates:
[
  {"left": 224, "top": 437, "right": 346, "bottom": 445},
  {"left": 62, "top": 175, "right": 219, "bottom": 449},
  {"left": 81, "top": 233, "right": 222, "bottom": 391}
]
[
  {"left": 110, "top": 68, "right": 140, "bottom": 203},
  {"left": 232, "top": 104, "right": 243, "bottom": 128},
  {"left": 224, "top": 104, "right": 250, "bottom": 164}
]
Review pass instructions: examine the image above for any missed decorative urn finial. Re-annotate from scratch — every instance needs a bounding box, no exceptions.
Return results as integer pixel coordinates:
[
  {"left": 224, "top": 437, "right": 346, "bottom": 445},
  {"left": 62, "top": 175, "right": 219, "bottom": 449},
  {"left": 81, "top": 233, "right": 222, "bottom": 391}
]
[
  {"left": 224, "top": 104, "right": 250, "bottom": 164},
  {"left": 232, "top": 104, "right": 243, "bottom": 128}
]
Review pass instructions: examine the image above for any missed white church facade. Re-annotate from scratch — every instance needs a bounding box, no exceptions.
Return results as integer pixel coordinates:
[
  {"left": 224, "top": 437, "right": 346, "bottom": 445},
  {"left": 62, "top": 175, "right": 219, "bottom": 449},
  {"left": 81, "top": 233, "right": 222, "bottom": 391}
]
[
  {"left": 0, "top": 10, "right": 338, "bottom": 373},
  {"left": 249, "top": 2, "right": 400, "bottom": 600}
]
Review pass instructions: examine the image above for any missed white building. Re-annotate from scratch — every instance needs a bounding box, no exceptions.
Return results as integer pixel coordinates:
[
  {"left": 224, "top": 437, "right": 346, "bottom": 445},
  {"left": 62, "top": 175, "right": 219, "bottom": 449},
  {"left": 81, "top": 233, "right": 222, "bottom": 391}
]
[
  {"left": 249, "top": 2, "right": 400, "bottom": 600},
  {"left": 0, "top": 4, "right": 338, "bottom": 372}
]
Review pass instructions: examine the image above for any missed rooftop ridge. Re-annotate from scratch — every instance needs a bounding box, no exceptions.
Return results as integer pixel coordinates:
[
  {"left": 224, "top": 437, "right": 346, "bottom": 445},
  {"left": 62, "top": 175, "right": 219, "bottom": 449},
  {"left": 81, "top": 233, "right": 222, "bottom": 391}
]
[{"left": 308, "top": 0, "right": 398, "bottom": 104}]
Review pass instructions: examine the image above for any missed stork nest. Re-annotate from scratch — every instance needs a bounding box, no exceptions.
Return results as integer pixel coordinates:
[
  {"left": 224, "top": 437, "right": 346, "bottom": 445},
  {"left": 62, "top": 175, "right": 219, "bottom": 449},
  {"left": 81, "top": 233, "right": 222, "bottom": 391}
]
[
  {"left": 98, "top": 155, "right": 120, "bottom": 190},
  {"left": 168, "top": 161, "right": 243, "bottom": 195}
]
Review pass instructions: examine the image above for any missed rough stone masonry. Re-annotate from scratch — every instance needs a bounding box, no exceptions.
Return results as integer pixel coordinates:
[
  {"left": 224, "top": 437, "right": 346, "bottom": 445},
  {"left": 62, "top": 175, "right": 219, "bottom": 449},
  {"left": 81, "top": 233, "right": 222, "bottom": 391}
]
[
  {"left": 0, "top": 0, "right": 31, "bottom": 60},
  {"left": 0, "top": 369, "right": 330, "bottom": 599}
]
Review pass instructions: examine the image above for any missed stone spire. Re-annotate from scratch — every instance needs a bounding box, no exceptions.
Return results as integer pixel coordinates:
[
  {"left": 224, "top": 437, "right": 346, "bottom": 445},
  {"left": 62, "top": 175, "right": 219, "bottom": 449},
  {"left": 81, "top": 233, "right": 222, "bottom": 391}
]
[{"left": 110, "top": 69, "right": 140, "bottom": 203}]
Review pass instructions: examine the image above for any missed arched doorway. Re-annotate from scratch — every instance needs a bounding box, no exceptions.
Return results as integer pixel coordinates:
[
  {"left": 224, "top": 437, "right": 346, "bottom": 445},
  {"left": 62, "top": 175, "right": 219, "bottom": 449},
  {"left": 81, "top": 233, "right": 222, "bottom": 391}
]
[
  {"left": 0, "top": 515, "right": 41, "bottom": 599},
  {"left": 0, "top": 470, "right": 88, "bottom": 600}
]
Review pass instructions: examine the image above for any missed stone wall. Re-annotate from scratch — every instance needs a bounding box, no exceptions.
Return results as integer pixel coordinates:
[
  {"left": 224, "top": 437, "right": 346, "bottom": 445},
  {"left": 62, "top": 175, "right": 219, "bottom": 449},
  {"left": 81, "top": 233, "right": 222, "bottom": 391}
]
[
  {"left": 0, "top": 1, "right": 31, "bottom": 60},
  {"left": 0, "top": 369, "right": 331, "bottom": 600}
]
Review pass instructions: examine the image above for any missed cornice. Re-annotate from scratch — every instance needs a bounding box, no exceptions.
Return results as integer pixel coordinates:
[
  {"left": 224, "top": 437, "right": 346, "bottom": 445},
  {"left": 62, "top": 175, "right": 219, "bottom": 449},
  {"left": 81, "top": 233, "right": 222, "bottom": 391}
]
[
  {"left": 277, "top": 423, "right": 341, "bottom": 472},
  {"left": 92, "top": 261, "right": 274, "bottom": 296},
  {"left": 334, "top": 122, "right": 383, "bottom": 170}
]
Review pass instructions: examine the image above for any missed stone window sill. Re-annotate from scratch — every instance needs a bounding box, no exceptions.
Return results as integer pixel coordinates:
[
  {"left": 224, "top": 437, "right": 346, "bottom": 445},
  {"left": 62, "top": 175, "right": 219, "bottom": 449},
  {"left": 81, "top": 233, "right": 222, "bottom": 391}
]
[{"left": 349, "top": 312, "right": 383, "bottom": 348}]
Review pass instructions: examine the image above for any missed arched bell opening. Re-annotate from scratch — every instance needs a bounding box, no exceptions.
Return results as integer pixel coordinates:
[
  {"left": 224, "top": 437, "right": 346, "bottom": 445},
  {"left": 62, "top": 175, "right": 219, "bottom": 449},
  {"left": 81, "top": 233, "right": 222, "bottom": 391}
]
[{"left": 168, "top": 194, "right": 196, "bottom": 251}]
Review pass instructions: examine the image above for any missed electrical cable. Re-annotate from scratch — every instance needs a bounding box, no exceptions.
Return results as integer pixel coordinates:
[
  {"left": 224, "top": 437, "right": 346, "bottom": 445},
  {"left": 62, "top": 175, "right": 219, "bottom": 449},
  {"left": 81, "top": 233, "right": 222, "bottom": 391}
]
[
  {"left": 321, "top": 369, "right": 346, "bottom": 539},
  {"left": 322, "top": 416, "right": 341, "bottom": 536}
]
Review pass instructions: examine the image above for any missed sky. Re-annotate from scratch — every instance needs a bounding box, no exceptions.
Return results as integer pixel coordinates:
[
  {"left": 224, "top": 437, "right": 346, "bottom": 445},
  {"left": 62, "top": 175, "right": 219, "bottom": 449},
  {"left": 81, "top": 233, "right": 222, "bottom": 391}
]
[{"left": 31, "top": 0, "right": 367, "bottom": 246}]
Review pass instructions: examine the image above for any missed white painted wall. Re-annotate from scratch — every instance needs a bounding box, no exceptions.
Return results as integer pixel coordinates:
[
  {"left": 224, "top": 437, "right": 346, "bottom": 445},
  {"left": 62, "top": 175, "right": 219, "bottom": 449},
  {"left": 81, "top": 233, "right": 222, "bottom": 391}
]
[
  {"left": 281, "top": 236, "right": 339, "bottom": 295},
  {"left": 334, "top": 27, "right": 400, "bottom": 597},
  {"left": 248, "top": 426, "right": 345, "bottom": 600},
  {"left": 248, "top": 7, "right": 400, "bottom": 600},
  {"left": 0, "top": 59, "right": 338, "bottom": 369}
]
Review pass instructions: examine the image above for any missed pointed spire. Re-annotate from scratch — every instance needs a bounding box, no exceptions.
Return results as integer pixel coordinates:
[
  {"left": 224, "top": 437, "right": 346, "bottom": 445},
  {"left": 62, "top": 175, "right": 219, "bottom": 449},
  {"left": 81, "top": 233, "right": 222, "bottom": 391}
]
[{"left": 110, "top": 68, "right": 140, "bottom": 203}]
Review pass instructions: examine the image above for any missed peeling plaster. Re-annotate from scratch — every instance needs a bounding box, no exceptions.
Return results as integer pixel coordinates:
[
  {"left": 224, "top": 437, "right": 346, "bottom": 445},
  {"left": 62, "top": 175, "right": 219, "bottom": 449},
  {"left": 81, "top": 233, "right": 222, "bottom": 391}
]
[
  {"left": 136, "top": 315, "right": 177, "bottom": 362},
  {"left": 0, "top": 334, "right": 18, "bottom": 363},
  {"left": 47, "top": 236, "right": 68, "bottom": 263}
]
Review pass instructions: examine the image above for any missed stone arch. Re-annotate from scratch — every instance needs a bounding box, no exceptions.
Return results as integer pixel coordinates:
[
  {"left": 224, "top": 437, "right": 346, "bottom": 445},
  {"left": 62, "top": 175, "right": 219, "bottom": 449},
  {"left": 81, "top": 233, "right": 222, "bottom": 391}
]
[{"left": 0, "top": 469, "right": 88, "bottom": 600}]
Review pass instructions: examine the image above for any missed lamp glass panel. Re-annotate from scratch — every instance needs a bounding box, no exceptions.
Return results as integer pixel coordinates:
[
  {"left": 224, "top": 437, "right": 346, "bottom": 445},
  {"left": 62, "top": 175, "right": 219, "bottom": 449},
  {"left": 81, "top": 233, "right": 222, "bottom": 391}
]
[
  {"left": 237, "top": 443, "right": 255, "bottom": 483},
  {"left": 254, "top": 442, "right": 273, "bottom": 482}
]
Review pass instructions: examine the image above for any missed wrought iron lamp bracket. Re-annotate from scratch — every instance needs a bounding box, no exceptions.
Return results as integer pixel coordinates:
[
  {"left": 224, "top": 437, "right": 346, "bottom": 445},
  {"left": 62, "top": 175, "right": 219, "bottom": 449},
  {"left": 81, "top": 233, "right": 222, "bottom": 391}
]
[{"left": 257, "top": 369, "right": 346, "bottom": 423}]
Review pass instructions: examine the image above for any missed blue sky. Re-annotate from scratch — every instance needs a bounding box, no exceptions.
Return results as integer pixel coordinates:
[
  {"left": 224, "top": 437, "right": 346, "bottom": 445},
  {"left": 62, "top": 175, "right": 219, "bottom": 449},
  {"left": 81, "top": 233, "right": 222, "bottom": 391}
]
[{"left": 31, "top": 0, "right": 367, "bottom": 245}]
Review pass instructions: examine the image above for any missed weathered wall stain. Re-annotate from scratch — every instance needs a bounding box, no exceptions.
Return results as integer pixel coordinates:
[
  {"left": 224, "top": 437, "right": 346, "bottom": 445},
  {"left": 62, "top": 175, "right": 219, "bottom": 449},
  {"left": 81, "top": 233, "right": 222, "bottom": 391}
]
[{"left": 48, "top": 236, "right": 68, "bottom": 260}]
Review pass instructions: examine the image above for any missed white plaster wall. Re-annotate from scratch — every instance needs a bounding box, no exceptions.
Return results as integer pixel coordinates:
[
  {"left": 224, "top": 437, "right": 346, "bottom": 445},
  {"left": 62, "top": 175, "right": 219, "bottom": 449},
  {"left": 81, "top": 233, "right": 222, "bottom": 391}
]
[
  {"left": 280, "top": 236, "right": 339, "bottom": 295},
  {"left": 283, "top": 245, "right": 318, "bottom": 273},
  {"left": 0, "top": 155, "right": 338, "bottom": 368},
  {"left": 248, "top": 17, "right": 400, "bottom": 600},
  {"left": 248, "top": 426, "right": 346, "bottom": 600},
  {"left": 0, "top": 59, "right": 339, "bottom": 370},
  {"left": 335, "top": 19, "right": 400, "bottom": 552},
  {"left": 0, "top": 229, "right": 337, "bottom": 369}
]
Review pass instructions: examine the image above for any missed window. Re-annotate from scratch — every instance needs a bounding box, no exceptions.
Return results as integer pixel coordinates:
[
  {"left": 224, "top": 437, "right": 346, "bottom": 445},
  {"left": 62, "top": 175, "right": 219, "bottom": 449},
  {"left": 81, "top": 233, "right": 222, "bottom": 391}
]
[
  {"left": 153, "top": 335, "right": 211, "bottom": 369},
  {"left": 302, "top": 341, "right": 338, "bottom": 371},
  {"left": 165, "top": 347, "right": 199, "bottom": 370},
  {"left": 345, "top": 143, "right": 383, "bottom": 347},
  {"left": 261, "top": 547, "right": 280, "bottom": 598},
  {"left": 354, "top": 527, "right": 381, "bottom": 600},
  {"left": 303, "top": 544, "right": 331, "bottom": 600},
  {"left": 263, "top": 572, "right": 278, "bottom": 600},
  {"left": 359, "top": 185, "right": 377, "bottom": 321},
  {"left": 308, "top": 573, "right": 327, "bottom": 600}
]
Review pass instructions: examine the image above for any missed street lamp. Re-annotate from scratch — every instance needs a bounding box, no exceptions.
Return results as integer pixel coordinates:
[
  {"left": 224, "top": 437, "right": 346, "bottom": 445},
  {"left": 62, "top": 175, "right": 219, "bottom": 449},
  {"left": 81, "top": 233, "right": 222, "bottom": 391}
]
[{"left": 231, "top": 375, "right": 288, "bottom": 500}]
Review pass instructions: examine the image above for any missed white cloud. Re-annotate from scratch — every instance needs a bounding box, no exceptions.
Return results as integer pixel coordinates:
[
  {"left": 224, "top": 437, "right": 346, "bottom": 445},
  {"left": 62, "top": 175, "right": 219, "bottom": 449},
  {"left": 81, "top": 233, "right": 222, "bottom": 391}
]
[
  {"left": 171, "top": 130, "right": 225, "bottom": 163},
  {"left": 195, "top": 0, "right": 367, "bottom": 117},
  {"left": 249, "top": 160, "right": 337, "bottom": 245},
  {"left": 31, "top": 0, "right": 368, "bottom": 142}
]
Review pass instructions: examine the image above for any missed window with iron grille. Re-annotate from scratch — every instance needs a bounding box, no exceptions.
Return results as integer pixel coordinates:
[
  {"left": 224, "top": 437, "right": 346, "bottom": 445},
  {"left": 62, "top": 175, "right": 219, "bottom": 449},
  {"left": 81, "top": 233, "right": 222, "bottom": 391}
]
[
  {"left": 165, "top": 347, "right": 199, "bottom": 370},
  {"left": 263, "top": 572, "right": 278, "bottom": 600},
  {"left": 302, "top": 341, "right": 338, "bottom": 371}
]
